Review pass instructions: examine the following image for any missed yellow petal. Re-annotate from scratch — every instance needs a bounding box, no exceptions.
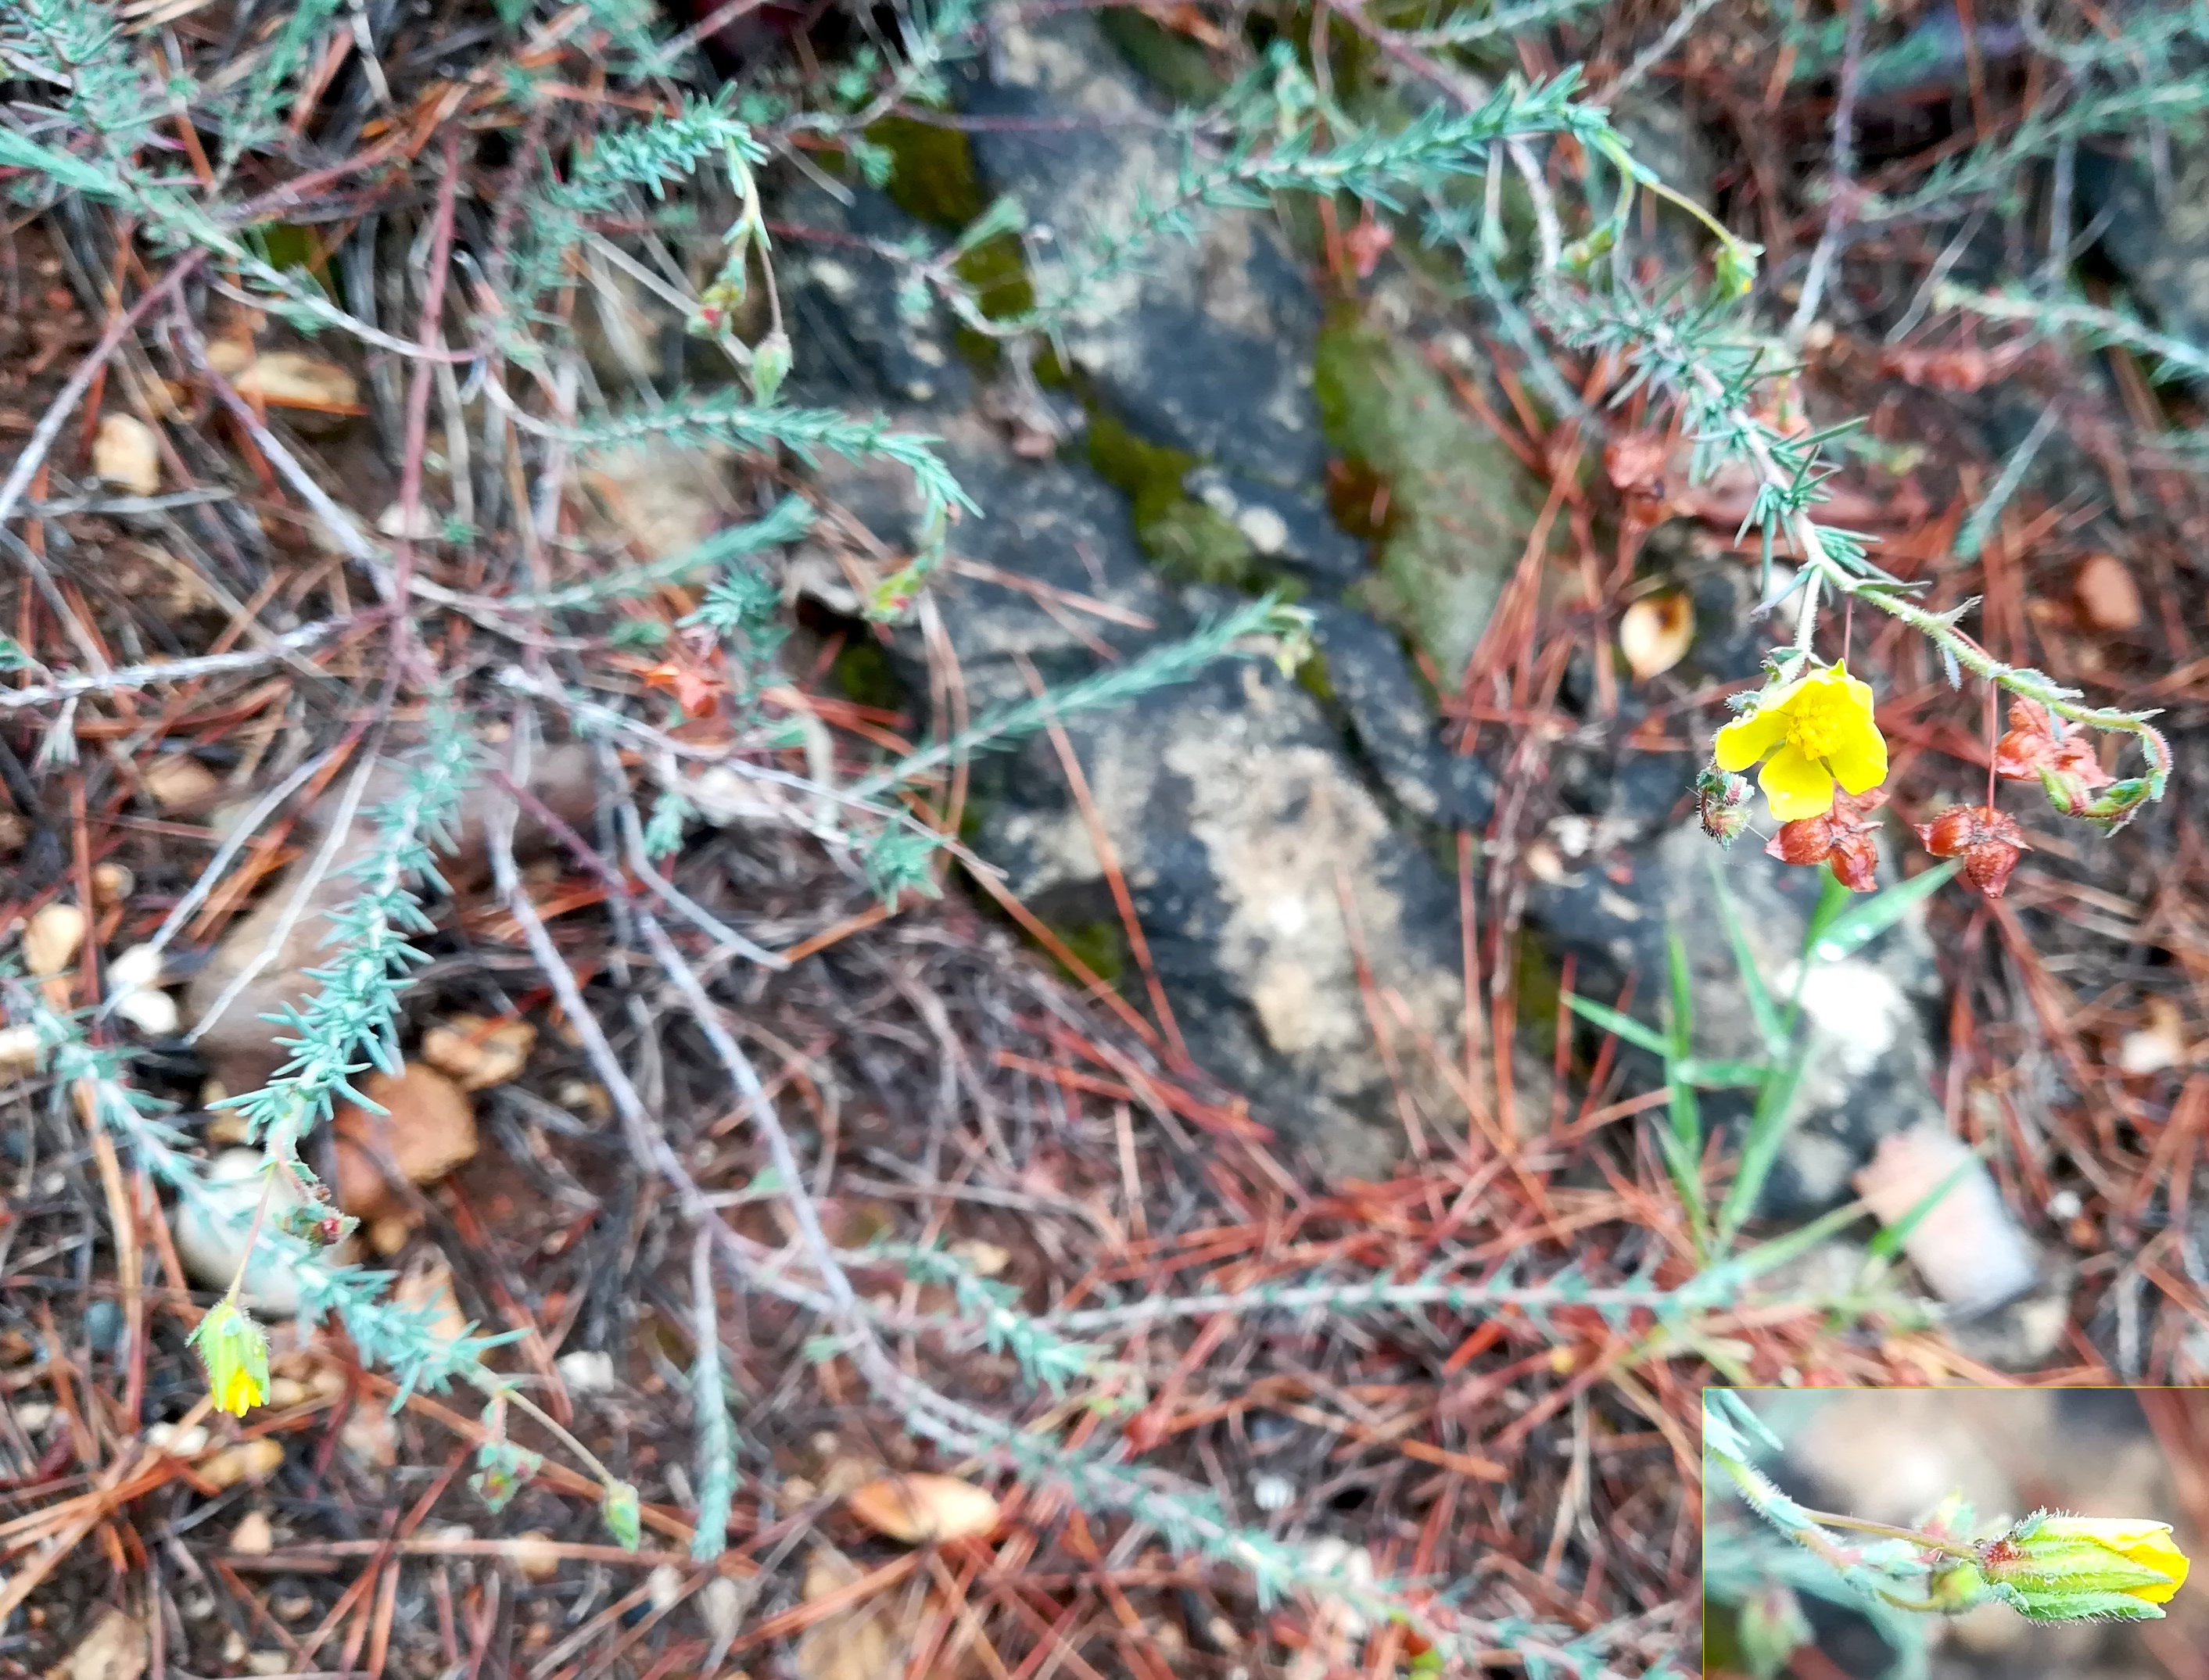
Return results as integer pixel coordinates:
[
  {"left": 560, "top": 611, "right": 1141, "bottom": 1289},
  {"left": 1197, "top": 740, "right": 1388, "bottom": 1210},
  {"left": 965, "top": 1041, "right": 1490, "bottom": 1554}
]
[
  {"left": 1714, "top": 706, "right": 1788, "bottom": 772},
  {"left": 1759, "top": 743, "right": 1836, "bottom": 822},
  {"left": 1826, "top": 723, "right": 1888, "bottom": 793}
]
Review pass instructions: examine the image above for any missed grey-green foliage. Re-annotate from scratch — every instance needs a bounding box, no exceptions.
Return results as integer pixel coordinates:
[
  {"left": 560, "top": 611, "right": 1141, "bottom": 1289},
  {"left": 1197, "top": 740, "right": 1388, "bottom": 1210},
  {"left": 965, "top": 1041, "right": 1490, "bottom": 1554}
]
[{"left": 211, "top": 712, "right": 478, "bottom": 1159}]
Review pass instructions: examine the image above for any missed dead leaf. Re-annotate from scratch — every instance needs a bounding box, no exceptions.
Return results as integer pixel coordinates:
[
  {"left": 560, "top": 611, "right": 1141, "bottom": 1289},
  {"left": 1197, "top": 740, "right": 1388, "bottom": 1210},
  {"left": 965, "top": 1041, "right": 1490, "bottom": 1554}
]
[
  {"left": 794, "top": 1550, "right": 897, "bottom": 1680},
  {"left": 1603, "top": 430, "right": 1669, "bottom": 500},
  {"left": 333, "top": 1064, "right": 479, "bottom": 1218},
  {"left": 61, "top": 1607, "right": 147, "bottom": 1680},
  {"left": 93, "top": 414, "right": 160, "bottom": 496},
  {"left": 945, "top": 1239, "right": 1010, "bottom": 1278},
  {"left": 2075, "top": 552, "right": 2143, "bottom": 632},
  {"left": 23, "top": 901, "right": 87, "bottom": 978},
  {"left": 1876, "top": 341, "right": 2030, "bottom": 393},
  {"left": 391, "top": 1256, "right": 471, "bottom": 1346},
  {"left": 1343, "top": 217, "right": 1393, "bottom": 279},
  {"left": 845, "top": 1472, "right": 1001, "bottom": 1544},
  {"left": 141, "top": 754, "right": 221, "bottom": 811},
  {"left": 339, "top": 1405, "right": 397, "bottom": 1470},
  {"left": 2118, "top": 997, "right": 2187, "bottom": 1076},
  {"left": 230, "top": 1510, "right": 274, "bottom": 1555},
  {"left": 421, "top": 1014, "right": 536, "bottom": 1091},
  {"left": 231, "top": 349, "right": 361, "bottom": 412},
  {"left": 1617, "top": 591, "right": 1695, "bottom": 681}
]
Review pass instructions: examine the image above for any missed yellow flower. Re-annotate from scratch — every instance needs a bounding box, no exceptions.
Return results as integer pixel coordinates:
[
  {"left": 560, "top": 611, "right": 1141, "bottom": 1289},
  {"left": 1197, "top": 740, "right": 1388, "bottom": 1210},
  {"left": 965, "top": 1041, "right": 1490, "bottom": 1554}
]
[
  {"left": 2026, "top": 1517, "right": 2189, "bottom": 1605},
  {"left": 1713, "top": 663, "right": 1888, "bottom": 822},
  {"left": 190, "top": 1299, "right": 269, "bottom": 1417}
]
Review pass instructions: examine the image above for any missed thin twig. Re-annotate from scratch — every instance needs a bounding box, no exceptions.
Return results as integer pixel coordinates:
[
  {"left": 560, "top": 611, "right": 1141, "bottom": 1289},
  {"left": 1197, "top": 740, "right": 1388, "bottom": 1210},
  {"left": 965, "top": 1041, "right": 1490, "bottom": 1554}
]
[
  {"left": 0, "top": 616, "right": 371, "bottom": 711},
  {"left": 1785, "top": 0, "right": 1867, "bottom": 346}
]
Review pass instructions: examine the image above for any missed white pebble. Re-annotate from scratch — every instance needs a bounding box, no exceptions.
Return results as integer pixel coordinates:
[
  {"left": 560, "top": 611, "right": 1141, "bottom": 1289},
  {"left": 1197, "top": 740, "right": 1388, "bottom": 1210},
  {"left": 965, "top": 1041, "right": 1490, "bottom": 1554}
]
[{"left": 555, "top": 1350, "right": 615, "bottom": 1393}]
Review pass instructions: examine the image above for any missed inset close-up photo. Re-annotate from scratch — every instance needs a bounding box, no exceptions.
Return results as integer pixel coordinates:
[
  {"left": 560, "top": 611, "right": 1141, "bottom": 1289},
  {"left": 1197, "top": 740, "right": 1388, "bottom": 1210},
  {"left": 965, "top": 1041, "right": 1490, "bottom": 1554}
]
[{"left": 1706, "top": 1388, "right": 2209, "bottom": 1679}]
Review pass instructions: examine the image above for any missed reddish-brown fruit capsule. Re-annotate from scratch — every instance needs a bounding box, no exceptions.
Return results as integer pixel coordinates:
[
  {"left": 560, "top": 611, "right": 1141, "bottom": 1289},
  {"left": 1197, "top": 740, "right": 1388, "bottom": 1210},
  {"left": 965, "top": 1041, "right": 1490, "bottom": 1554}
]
[
  {"left": 1766, "top": 814, "right": 1836, "bottom": 866},
  {"left": 1763, "top": 788, "right": 1887, "bottom": 891},
  {"left": 1829, "top": 831, "right": 1881, "bottom": 892},
  {"left": 1917, "top": 806, "right": 1979, "bottom": 858},
  {"left": 1914, "top": 804, "right": 2028, "bottom": 898}
]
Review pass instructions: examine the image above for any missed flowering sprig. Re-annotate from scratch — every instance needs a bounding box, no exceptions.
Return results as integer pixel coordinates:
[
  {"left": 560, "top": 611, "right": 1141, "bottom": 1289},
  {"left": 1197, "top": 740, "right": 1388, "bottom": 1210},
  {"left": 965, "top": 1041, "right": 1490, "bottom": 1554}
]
[
  {"left": 1708, "top": 1394, "right": 2192, "bottom": 1631},
  {"left": 1539, "top": 278, "right": 2171, "bottom": 900}
]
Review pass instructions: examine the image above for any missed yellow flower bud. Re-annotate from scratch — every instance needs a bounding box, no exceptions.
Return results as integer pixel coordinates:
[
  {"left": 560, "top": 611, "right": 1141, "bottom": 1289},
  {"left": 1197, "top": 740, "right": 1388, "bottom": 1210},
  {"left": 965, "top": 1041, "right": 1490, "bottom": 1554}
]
[
  {"left": 189, "top": 1299, "right": 269, "bottom": 1417},
  {"left": 1976, "top": 1512, "right": 2190, "bottom": 1621}
]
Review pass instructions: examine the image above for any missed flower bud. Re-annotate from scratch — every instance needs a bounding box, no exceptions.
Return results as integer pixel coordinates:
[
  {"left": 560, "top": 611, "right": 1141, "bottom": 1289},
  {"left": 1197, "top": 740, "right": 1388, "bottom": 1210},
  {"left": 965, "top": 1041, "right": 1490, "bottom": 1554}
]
[
  {"left": 1736, "top": 1584, "right": 1812, "bottom": 1678},
  {"left": 1697, "top": 767, "right": 1754, "bottom": 848},
  {"left": 749, "top": 329, "right": 792, "bottom": 406},
  {"left": 189, "top": 1299, "right": 269, "bottom": 1417},
  {"left": 1974, "top": 1513, "right": 2190, "bottom": 1621},
  {"left": 1925, "top": 1557, "right": 1992, "bottom": 1614}
]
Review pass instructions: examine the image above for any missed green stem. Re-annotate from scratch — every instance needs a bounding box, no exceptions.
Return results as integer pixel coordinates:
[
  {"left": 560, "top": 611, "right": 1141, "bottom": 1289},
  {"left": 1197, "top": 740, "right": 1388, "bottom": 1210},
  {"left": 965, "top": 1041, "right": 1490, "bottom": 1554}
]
[
  {"left": 500, "top": 1386, "right": 624, "bottom": 1491},
  {"left": 1819, "top": 570, "right": 2171, "bottom": 783},
  {"left": 1795, "top": 1506, "right": 1979, "bottom": 1561}
]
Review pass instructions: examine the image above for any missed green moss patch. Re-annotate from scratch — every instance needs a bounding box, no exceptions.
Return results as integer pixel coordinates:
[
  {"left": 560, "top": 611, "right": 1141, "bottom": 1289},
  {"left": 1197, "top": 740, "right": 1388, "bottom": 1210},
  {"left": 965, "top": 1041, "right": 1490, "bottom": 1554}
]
[
  {"left": 1083, "top": 410, "right": 1257, "bottom": 587},
  {"left": 1314, "top": 308, "right": 1547, "bottom": 682}
]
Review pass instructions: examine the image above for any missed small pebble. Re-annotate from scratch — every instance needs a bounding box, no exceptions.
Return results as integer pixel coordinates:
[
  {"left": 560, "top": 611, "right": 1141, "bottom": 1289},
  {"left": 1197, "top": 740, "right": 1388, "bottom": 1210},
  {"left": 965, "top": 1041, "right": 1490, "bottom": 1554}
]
[
  {"left": 83, "top": 1299, "right": 124, "bottom": 1353},
  {"left": 646, "top": 1564, "right": 683, "bottom": 1614},
  {"left": 145, "top": 1421, "right": 210, "bottom": 1459},
  {"left": 697, "top": 1577, "right": 744, "bottom": 1643},
  {"left": 231, "top": 1510, "right": 274, "bottom": 1555},
  {"left": 556, "top": 1350, "right": 615, "bottom": 1394}
]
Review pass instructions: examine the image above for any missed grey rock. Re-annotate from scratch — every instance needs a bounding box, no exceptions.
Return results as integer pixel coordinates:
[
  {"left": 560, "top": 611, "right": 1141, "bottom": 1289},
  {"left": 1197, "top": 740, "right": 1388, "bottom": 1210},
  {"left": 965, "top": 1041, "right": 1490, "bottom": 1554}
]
[
  {"left": 1308, "top": 604, "right": 1494, "bottom": 830},
  {"left": 978, "top": 655, "right": 1466, "bottom": 1180},
  {"left": 818, "top": 410, "right": 1178, "bottom": 709},
  {"left": 1607, "top": 88, "right": 1720, "bottom": 274},
  {"left": 953, "top": 13, "right": 1329, "bottom": 485},
  {"left": 1314, "top": 317, "right": 1549, "bottom": 682},
  {"left": 1526, "top": 821, "right": 1947, "bottom": 1221},
  {"left": 2085, "top": 141, "right": 2209, "bottom": 350},
  {"left": 780, "top": 183, "right": 973, "bottom": 414},
  {"left": 84, "top": 1299, "right": 124, "bottom": 1354},
  {"left": 848, "top": 422, "right": 1468, "bottom": 1178},
  {"left": 173, "top": 1148, "right": 355, "bottom": 1316}
]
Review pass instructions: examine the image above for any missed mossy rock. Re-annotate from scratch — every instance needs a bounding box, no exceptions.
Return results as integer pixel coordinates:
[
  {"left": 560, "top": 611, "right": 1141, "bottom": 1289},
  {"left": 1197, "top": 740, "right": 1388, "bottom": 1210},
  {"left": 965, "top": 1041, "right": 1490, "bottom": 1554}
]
[
  {"left": 1096, "top": 7, "right": 1232, "bottom": 106},
  {"left": 1314, "top": 310, "right": 1547, "bottom": 682},
  {"left": 1042, "top": 919, "right": 1129, "bottom": 990},
  {"left": 866, "top": 112, "right": 1037, "bottom": 364},
  {"left": 867, "top": 114, "right": 988, "bottom": 229},
  {"left": 1084, "top": 409, "right": 1257, "bottom": 587}
]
